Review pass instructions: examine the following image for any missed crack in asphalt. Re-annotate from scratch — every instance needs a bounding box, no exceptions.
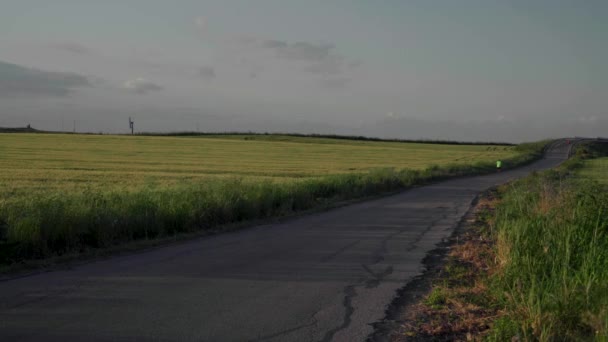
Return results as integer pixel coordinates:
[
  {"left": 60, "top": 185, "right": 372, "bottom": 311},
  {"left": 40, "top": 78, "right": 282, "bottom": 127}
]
[
  {"left": 369, "top": 229, "right": 396, "bottom": 265},
  {"left": 366, "top": 198, "right": 480, "bottom": 342},
  {"left": 320, "top": 240, "right": 361, "bottom": 263},
  {"left": 362, "top": 264, "right": 394, "bottom": 289},
  {"left": 320, "top": 209, "right": 456, "bottom": 341},
  {"left": 252, "top": 321, "right": 318, "bottom": 342},
  {"left": 318, "top": 224, "right": 405, "bottom": 341},
  {"left": 405, "top": 212, "right": 453, "bottom": 252},
  {"left": 320, "top": 285, "right": 357, "bottom": 342}
]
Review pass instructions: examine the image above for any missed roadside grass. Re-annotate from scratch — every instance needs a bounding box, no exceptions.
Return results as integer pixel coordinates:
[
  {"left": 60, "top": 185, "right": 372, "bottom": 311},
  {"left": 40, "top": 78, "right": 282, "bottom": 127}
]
[
  {"left": 396, "top": 141, "right": 608, "bottom": 341},
  {"left": 0, "top": 133, "right": 546, "bottom": 265},
  {"left": 488, "top": 177, "right": 608, "bottom": 340},
  {"left": 488, "top": 144, "right": 608, "bottom": 340}
]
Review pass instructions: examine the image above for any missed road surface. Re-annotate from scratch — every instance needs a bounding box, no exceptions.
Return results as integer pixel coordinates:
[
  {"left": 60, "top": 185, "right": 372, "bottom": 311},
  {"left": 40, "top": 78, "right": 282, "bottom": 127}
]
[{"left": 0, "top": 141, "right": 570, "bottom": 342}]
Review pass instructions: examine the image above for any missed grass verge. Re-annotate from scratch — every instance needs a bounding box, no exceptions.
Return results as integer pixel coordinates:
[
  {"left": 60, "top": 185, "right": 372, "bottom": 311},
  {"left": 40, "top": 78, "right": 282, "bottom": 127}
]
[{"left": 0, "top": 140, "right": 547, "bottom": 268}]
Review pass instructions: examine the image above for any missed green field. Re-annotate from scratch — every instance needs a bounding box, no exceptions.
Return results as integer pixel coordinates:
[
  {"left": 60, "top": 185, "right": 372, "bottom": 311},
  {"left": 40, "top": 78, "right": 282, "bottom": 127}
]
[
  {"left": 579, "top": 157, "right": 608, "bottom": 184},
  {"left": 0, "top": 133, "right": 541, "bottom": 264},
  {"left": 0, "top": 133, "right": 518, "bottom": 195}
]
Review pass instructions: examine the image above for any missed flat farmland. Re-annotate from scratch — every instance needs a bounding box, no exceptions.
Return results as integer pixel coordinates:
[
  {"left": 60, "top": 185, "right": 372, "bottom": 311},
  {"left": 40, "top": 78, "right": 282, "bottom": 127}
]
[
  {"left": 0, "top": 133, "right": 517, "bottom": 195},
  {"left": 0, "top": 133, "right": 537, "bottom": 262}
]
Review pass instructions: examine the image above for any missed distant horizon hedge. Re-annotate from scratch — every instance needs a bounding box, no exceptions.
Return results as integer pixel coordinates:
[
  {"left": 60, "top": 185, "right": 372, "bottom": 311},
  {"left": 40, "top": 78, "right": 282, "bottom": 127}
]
[{"left": 0, "top": 126, "right": 517, "bottom": 146}]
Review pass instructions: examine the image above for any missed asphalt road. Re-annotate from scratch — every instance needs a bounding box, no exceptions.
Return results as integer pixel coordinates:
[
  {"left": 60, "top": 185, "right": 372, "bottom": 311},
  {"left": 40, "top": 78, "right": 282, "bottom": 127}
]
[{"left": 0, "top": 141, "right": 570, "bottom": 342}]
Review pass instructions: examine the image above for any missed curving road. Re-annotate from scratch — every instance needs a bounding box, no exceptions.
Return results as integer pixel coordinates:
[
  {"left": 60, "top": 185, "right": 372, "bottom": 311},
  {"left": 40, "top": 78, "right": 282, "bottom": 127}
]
[{"left": 0, "top": 141, "right": 571, "bottom": 342}]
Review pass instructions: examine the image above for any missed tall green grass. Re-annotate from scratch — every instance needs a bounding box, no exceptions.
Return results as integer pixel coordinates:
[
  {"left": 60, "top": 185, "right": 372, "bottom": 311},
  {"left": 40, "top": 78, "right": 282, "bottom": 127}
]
[
  {"left": 0, "top": 141, "right": 546, "bottom": 264},
  {"left": 488, "top": 143, "right": 608, "bottom": 341}
]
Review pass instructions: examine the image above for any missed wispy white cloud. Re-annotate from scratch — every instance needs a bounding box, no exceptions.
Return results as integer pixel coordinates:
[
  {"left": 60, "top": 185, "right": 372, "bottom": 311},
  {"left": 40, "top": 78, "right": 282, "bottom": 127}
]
[
  {"left": 215, "top": 37, "right": 359, "bottom": 87},
  {"left": 123, "top": 78, "right": 163, "bottom": 94},
  {"left": 262, "top": 41, "right": 335, "bottom": 62}
]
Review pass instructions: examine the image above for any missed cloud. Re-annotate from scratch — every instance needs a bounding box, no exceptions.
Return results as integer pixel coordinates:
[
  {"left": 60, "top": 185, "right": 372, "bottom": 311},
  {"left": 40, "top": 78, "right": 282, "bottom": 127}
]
[
  {"left": 578, "top": 116, "right": 598, "bottom": 123},
  {"left": 50, "top": 42, "right": 91, "bottom": 54},
  {"left": 386, "top": 112, "right": 397, "bottom": 119},
  {"left": 0, "top": 60, "right": 91, "bottom": 97},
  {"left": 321, "top": 77, "right": 351, "bottom": 89},
  {"left": 195, "top": 16, "right": 207, "bottom": 31},
  {"left": 123, "top": 78, "right": 163, "bottom": 94},
  {"left": 199, "top": 66, "right": 216, "bottom": 79},
  {"left": 347, "top": 60, "right": 362, "bottom": 68},
  {"left": 303, "top": 57, "right": 345, "bottom": 75},
  {"left": 222, "top": 34, "right": 359, "bottom": 82},
  {"left": 264, "top": 41, "right": 335, "bottom": 62},
  {"left": 261, "top": 39, "right": 288, "bottom": 49},
  {"left": 231, "top": 35, "right": 258, "bottom": 47},
  {"left": 258, "top": 39, "right": 357, "bottom": 76}
]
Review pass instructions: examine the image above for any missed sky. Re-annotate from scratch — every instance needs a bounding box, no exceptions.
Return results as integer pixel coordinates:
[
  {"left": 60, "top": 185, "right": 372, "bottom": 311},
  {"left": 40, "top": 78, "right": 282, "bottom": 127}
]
[{"left": 0, "top": 0, "right": 606, "bottom": 142}]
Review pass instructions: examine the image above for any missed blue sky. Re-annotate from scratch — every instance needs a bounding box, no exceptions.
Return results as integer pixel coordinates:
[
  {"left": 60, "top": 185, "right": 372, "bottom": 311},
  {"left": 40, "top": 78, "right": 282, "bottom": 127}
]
[{"left": 0, "top": 0, "right": 606, "bottom": 141}]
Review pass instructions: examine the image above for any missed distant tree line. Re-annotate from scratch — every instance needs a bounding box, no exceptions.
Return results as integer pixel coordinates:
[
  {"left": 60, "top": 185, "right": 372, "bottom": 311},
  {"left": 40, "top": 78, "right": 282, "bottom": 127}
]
[
  {"left": 137, "top": 131, "right": 516, "bottom": 146},
  {"left": 0, "top": 126, "right": 516, "bottom": 145}
]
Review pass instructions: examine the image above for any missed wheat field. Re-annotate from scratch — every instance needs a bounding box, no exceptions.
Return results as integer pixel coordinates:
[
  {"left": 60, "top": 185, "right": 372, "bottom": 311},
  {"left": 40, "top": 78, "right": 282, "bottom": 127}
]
[
  {"left": 0, "top": 133, "right": 517, "bottom": 195},
  {"left": 0, "top": 133, "right": 536, "bottom": 262}
]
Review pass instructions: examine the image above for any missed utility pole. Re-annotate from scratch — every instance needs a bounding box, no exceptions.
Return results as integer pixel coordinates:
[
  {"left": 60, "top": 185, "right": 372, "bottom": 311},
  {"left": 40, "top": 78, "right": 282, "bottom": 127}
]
[
  {"left": 129, "top": 117, "right": 134, "bottom": 135},
  {"left": 73, "top": 120, "right": 76, "bottom": 133}
]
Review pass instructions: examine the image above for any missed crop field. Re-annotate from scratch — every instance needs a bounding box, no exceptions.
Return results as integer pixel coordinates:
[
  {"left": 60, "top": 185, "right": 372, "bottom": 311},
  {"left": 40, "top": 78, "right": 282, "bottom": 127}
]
[
  {"left": 0, "top": 133, "right": 518, "bottom": 196},
  {"left": 0, "top": 133, "right": 539, "bottom": 263}
]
